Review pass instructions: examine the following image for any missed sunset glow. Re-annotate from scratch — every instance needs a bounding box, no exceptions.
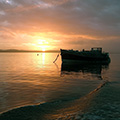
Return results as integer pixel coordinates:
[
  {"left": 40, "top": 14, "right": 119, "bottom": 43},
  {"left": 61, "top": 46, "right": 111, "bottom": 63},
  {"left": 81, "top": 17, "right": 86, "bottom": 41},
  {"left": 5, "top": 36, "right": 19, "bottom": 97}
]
[
  {"left": 0, "top": 0, "right": 120, "bottom": 52},
  {"left": 36, "top": 39, "right": 49, "bottom": 51}
]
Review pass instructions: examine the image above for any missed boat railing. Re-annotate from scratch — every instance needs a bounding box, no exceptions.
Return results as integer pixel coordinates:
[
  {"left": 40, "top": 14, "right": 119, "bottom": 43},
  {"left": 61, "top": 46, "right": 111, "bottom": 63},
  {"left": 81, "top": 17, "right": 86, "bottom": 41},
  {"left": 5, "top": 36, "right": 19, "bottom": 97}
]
[{"left": 91, "top": 47, "right": 102, "bottom": 53}]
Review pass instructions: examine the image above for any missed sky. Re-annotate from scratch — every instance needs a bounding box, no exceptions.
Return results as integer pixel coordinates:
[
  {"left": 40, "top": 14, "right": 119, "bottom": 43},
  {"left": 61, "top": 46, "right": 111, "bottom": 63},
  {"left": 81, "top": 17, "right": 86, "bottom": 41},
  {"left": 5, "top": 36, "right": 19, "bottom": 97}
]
[{"left": 0, "top": 0, "right": 120, "bottom": 52}]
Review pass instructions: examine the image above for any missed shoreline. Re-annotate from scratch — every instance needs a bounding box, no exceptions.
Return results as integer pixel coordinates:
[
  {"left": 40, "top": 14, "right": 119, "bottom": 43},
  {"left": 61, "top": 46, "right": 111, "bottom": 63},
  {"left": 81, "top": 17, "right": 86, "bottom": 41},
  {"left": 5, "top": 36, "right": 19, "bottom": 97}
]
[{"left": 0, "top": 80, "right": 110, "bottom": 120}]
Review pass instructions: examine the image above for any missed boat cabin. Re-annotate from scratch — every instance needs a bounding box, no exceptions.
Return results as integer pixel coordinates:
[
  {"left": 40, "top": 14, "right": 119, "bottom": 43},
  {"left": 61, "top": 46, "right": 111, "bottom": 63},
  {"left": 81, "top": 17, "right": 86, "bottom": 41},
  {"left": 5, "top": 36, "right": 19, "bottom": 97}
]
[{"left": 91, "top": 47, "right": 102, "bottom": 53}]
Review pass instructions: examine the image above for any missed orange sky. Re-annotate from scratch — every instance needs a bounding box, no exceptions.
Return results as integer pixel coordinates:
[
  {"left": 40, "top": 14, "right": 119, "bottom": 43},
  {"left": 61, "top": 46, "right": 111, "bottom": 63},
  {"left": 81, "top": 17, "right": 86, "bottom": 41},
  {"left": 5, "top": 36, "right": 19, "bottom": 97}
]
[{"left": 0, "top": 0, "right": 120, "bottom": 52}]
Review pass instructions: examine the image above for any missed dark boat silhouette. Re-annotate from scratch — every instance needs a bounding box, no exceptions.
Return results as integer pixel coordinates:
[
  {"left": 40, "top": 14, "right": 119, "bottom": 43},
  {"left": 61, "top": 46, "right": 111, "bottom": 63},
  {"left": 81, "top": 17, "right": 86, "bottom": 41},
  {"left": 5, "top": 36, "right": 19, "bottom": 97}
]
[{"left": 60, "top": 47, "right": 110, "bottom": 64}]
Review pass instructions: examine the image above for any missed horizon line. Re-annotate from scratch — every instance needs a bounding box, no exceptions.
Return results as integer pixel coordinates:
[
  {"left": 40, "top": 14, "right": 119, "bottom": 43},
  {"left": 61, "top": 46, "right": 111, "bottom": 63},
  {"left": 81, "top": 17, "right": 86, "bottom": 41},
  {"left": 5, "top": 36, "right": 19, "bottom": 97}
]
[{"left": 0, "top": 49, "right": 60, "bottom": 52}]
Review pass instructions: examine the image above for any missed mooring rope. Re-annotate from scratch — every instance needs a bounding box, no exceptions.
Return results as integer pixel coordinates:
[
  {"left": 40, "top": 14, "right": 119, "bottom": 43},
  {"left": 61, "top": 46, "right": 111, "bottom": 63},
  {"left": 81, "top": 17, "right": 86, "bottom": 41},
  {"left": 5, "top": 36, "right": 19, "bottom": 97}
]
[{"left": 53, "top": 54, "right": 59, "bottom": 63}]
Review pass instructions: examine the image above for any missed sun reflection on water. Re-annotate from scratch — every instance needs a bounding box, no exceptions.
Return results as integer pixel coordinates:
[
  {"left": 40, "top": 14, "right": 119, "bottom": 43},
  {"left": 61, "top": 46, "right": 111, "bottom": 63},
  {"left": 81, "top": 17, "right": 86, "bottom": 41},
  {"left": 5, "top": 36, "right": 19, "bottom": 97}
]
[{"left": 42, "top": 53, "right": 45, "bottom": 65}]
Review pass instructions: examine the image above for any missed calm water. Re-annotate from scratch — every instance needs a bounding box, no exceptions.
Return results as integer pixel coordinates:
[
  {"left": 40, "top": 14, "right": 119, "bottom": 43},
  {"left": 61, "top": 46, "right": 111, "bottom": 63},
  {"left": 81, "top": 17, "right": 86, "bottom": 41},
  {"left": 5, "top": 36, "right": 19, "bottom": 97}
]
[{"left": 0, "top": 52, "right": 120, "bottom": 120}]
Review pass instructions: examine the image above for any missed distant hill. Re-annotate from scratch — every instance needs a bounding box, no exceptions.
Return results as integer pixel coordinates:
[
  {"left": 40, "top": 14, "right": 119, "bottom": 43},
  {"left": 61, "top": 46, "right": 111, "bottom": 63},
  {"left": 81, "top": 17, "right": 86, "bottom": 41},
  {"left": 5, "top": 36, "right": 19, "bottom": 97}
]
[{"left": 0, "top": 49, "right": 60, "bottom": 53}]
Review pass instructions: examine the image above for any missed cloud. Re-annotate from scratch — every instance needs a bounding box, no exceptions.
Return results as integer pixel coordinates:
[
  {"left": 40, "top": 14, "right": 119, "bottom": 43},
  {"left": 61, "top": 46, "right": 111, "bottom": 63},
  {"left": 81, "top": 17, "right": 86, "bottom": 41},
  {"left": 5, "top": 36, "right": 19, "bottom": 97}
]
[
  {"left": 1, "top": 0, "right": 120, "bottom": 34},
  {"left": 0, "top": 0, "right": 120, "bottom": 51}
]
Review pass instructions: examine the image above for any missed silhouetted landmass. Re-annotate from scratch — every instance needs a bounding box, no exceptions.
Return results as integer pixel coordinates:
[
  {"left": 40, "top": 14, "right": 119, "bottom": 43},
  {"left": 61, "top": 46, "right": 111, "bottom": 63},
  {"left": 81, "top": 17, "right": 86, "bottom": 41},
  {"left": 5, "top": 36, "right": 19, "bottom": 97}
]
[
  {"left": 0, "top": 49, "right": 60, "bottom": 53},
  {"left": 0, "top": 49, "right": 119, "bottom": 54}
]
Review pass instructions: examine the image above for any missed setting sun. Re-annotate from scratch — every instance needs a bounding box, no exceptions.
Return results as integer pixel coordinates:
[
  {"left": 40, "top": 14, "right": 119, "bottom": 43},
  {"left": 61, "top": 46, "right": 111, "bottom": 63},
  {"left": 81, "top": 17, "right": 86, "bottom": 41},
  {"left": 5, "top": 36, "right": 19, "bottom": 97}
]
[
  {"left": 36, "top": 39, "right": 50, "bottom": 51},
  {"left": 42, "top": 48, "right": 46, "bottom": 51}
]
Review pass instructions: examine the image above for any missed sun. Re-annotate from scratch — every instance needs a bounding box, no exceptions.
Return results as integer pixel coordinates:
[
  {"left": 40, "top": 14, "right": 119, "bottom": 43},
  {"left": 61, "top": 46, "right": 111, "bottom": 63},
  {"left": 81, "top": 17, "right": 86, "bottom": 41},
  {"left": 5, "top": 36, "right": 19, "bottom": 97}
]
[
  {"left": 42, "top": 48, "right": 46, "bottom": 51},
  {"left": 36, "top": 39, "right": 50, "bottom": 51}
]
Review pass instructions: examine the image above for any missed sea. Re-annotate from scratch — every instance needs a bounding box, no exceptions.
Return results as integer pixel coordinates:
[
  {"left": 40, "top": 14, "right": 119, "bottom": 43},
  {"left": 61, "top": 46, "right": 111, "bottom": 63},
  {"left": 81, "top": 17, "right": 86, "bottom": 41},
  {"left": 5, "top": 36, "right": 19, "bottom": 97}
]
[{"left": 0, "top": 52, "right": 120, "bottom": 120}]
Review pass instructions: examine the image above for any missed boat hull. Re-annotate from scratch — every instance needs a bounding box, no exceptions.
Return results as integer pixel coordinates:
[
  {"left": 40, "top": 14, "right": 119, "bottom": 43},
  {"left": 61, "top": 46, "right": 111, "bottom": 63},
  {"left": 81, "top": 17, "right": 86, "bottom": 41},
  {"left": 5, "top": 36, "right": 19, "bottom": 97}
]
[{"left": 60, "top": 49, "right": 111, "bottom": 64}]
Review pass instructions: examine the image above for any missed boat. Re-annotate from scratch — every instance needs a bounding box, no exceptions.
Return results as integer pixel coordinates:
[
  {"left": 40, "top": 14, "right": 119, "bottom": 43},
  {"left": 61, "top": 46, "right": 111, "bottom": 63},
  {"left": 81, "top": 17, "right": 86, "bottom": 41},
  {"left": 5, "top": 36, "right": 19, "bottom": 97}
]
[{"left": 60, "top": 47, "right": 110, "bottom": 63}]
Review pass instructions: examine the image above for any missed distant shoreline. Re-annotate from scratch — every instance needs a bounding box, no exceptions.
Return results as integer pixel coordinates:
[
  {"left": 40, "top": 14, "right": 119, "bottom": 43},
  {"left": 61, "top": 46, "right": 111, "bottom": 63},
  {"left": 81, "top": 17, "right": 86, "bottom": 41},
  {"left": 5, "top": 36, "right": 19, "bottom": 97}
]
[
  {"left": 0, "top": 50, "right": 60, "bottom": 53},
  {"left": 0, "top": 50, "right": 119, "bottom": 54}
]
